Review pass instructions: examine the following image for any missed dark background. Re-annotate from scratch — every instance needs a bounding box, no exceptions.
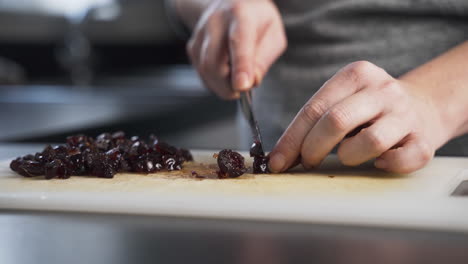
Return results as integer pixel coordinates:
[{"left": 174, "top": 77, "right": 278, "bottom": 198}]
[{"left": 0, "top": 0, "right": 240, "bottom": 149}]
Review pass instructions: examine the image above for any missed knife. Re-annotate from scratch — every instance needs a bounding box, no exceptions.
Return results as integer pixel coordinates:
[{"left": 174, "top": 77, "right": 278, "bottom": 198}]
[{"left": 238, "top": 90, "right": 265, "bottom": 155}]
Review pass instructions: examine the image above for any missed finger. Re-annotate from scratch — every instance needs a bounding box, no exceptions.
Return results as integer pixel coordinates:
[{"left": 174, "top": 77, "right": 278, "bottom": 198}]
[
  {"left": 254, "top": 20, "right": 287, "bottom": 84},
  {"left": 196, "top": 41, "right": 237, "bottom": 99},
  {"left": 269, "top": 61, "right": 388, "bottom": 172},
  {"left": 375, "top": 136, "right": 434, "bottom": 173},
  {"left": 228, "top": 13, "right": 256, "bottom": 91},
  {"left": 199, "top": 19, "right": 226, "bottom": 74},
  {"left": 199, "top": 21, "right": 238, "bottom": 99},
  {"left": 197, "top": 61, "right": 239, "bottom": 100},
  {"left": 301, "top": 88, "right": 386, "bottom": 168},
  {"left": 337, "top": 115, "right": 411, "bottom": 166},
  {"left": 214, "top": 58, "right": 240, "bottom": 100},
  {"left": 188, "top": 30, "right": 219, "bottom": 97},
  {"left": 187, "top": 30, "right": 204, "bottom": 66}
]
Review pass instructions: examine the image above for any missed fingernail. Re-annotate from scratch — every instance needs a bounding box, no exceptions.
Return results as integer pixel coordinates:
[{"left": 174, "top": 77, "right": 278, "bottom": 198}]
[
  {"left": 375, "top": 159, "right": 387, "bottom": 169},
  {"left": 269, "top": 153, "right": 286, "bottom": 173},
  {"left": 235, "top": 72, "right": 251, "bottom": 90}
]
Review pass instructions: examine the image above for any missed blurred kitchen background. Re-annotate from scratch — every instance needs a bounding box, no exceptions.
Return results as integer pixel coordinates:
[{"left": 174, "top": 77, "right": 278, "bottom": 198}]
[
  {"left": 2, "top": 0, "right": 468, "bottom": 157},
  {"left": 0, "top": 0, "right": 242, "bottom": 150}
]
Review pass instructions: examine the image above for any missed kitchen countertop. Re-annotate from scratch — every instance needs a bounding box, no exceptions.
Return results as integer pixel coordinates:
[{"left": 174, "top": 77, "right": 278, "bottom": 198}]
[
  {"left": 1, "top": 209, "right": 467, "bottom": 264},
  {"left": 1, "top": 144, "right": 468, "bottom": 263}
]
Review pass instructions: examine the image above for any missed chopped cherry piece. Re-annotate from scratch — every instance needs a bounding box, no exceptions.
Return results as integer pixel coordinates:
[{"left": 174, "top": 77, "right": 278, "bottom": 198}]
[
  {"left": 18, "top": 160, "right": 44, "bottom": 177},
  {"left": 45, "top": 159, "right": 69, "bottom": 179},
  {"left": 179, "top": 148, "right": 194, "bottom": 162},
  {"left": 41, "top": 145, "right": 56, "bottom": 162},
  {"left": 253, "top": 156, "right": 270, "bottom": 174},
  {"left": 154, "top": 142, "right": 177, "bottom": 155},
  {"left": 66, "top": 135, "right": 89, "bottom": 148},
  {"left": 23, "top": 154, "right": 35, "bottom": 161},
  {"left": 111, "top": 131, "right": 125, "bottom": 140},
  {"left": 10, "top": 157, "right": 22, "bottom": 171},
  {"left": 217, "top": 149, "right": 246, "bottom": 178},
  {"left": 249, "top": 140, "right": 265, "bottom": 157},
  {"left": 249, "top": 140, "right": 270, "bottom": 174}
]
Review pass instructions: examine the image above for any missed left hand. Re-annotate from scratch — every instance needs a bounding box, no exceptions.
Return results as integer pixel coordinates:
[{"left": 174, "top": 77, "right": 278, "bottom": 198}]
[{"left": 268, "top": 61, "right": 449, "bottom": 174}]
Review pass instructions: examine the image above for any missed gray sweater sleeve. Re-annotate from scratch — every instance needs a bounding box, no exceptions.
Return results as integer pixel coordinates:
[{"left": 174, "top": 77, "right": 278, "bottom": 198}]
[{"left": 251, "top": 0, "right": 468, "bottom": 154}]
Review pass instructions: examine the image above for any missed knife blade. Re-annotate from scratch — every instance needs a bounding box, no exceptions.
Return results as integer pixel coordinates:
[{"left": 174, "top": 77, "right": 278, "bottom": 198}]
[{"left": 238, "top": 90, "right": 265, "bottom": 155}]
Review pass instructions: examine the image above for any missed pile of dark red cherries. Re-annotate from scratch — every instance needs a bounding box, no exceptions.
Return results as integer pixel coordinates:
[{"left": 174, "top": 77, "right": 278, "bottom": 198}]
[{"left": 10, "top": 132, "right": 193, "bottom": 179}]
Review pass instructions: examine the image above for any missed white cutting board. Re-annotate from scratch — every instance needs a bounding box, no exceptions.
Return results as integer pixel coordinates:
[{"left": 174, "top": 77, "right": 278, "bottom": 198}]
[{"left": 0, "top": 150, "right": 467, "bottom": 232}]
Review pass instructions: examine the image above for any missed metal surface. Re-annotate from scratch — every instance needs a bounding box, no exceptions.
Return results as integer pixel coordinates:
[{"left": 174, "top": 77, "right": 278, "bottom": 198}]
[
  {"left": 452, "top": 180, "right": 468, "bottom": 196},
  {"left": 0, "top": 66, "right": 237, "bottom": 145},
  {"left": 1, "top": 209, "right": 468, "bottom": 264},
  {"left": 239, "top": 91, "right": 264, "bottom": 153},
  {"left": 0, "top": 0, "right": 176, "bottom": 44}
]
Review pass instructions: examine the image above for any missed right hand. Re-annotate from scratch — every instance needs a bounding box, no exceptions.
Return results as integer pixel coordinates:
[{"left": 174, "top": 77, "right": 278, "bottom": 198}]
[{"left": 186, "top": 0, "right": 287, "bottom": 99}]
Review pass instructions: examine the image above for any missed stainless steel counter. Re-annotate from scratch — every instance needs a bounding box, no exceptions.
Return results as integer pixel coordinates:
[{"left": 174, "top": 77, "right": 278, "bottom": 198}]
[{"left": 1, "top": 209, "right": 467, "bottom": 264}]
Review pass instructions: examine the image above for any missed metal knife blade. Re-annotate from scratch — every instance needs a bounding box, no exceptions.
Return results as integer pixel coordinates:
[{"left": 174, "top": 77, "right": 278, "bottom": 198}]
[{"left": 239, "top": 90, "right": 265, "bottom": 154}]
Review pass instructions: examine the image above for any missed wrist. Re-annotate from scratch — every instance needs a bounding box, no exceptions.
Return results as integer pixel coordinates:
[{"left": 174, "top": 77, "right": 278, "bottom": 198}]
[
  {"left": 399, "top": 77, "right": 461, "bottom": 149},
  {"left": 398, "top": 41, "right": 468, "bottom": 148}
]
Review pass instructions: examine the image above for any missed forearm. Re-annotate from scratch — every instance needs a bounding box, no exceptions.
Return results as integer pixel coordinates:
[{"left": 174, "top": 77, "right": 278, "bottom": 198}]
[
  {"left": 400, "top": 41, "right": 468, "bottom": 143},
  {"left": 172, "top": 0, "right": 212, "bottom": 30}
]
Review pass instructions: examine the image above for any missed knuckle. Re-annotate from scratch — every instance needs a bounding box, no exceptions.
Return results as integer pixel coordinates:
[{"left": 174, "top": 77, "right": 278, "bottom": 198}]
[
  {"left": 380, "top": 79, "right": 399, "bottom": 90},
  {"left": 416, "top": 141, "right": 434, "bottom": 164},
  {"left": 364, "top": 130, "right": 388, "bottom": 154},
  {"left": 351, "top": 60, "right": 376, "bottom": 72},
  {"left": 301, "top": 99, "right": 328, "bottom": 124},
  {"left": 344, "top": 61, "right": 375, "bottom": 83},
  {"left": 326, "top": 107, "right": 350, "bottom": 131},
  {"left": 230, "top": 1, "right": 248, "bottom": 17},
  {"left": 380, "top": 79, "right": 405, "bottom": 98}
]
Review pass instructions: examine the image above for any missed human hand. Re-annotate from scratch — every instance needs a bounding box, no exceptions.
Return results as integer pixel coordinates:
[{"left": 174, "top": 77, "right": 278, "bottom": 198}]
[
  {"left": 269, "top": 61, "right": 449, "bottom": 173},
  {"left": 186, "top": 0, "right": 286, "bottom": 99}
]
